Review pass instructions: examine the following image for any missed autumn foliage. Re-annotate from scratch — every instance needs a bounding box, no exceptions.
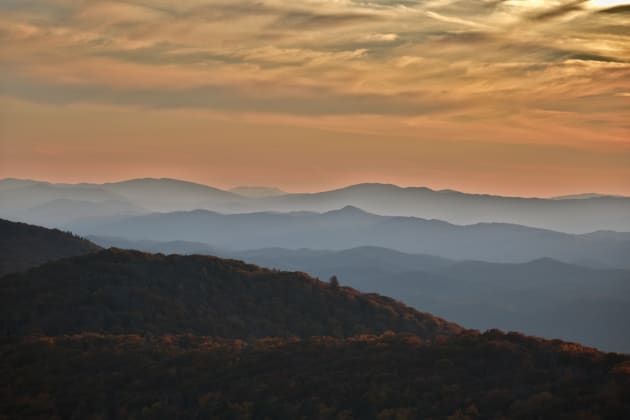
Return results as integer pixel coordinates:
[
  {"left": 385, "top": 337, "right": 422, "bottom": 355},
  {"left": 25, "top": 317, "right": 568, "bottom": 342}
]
[
  {"left": 0, "top": 242, "right": 628, "bottom": 418},
  {"left": 1, "top": 331, "right": 629, "bottom": 419}
]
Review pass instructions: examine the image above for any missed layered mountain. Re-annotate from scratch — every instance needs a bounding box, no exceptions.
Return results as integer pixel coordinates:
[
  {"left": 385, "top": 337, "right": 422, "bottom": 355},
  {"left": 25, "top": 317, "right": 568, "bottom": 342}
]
[
  {"left": 239, "top": 249, "right": 630, "bottom": 352},
  {"left": 102, "top": 178, "right": 243, "bottom": 212},
  {"left": 85, "top": 237, "right": 630, "bottom": 352},
  {"left": 15, "top": 198, "right": 143, "bottom": 227},
  {"left": 3, "top": 178, "right": 630, "bottom": 233},
  {"left": 254, "top": 183, "right": 630, "bottom": 233},
  {"left": 1, "top": 222, "right": 629, "bottom": 418},
  {"left": 0, "top": 219, "right": 101, "bottom": 277},
  {"left": 0, "top": 248, "right": 461, "bottom": 339},
  {"left": 0, "top": 178, "right": 240, "bottom": 226},
  {"left": 0, "top": 180, "right": 142, "bottom": 227},
  {"left": 71, "top": 207, "right": 630, "bottom": 269}
]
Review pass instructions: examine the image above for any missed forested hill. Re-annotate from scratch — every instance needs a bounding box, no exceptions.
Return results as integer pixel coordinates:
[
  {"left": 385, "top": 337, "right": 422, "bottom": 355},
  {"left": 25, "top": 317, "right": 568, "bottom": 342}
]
[
  {"left": 2, "top": 332, "right": 628, "bottom": 419},
  {"left": 1, "top": 239, "right": 629, "bottom": 418},
  {"left": 0, "top": 248, "right": 462, "bottom": 339},
  {"left": 0, "top": 218, "right": 101, "bottom": 277}
]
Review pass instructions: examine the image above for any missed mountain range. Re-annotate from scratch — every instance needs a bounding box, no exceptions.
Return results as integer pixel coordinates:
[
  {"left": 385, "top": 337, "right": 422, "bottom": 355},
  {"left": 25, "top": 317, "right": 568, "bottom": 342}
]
[
  {"left": 68, "top": 206, "right": 630, "bottom": 269},
  {"left": 3, "top": 217, "right": 629, "bottom": 351},
  {"left": 89, "top": 236, "right": 630, "bottom": 353},
  {"left": 1, "top": 218, "right": 629, "bottom": 418},
  {"left": 2, "top": 178, "right": 629, "bottom": 233}
]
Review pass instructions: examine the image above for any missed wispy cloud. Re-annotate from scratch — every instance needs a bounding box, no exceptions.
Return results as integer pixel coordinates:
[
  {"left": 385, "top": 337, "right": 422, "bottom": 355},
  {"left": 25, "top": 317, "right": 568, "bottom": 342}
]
[{"left": 0, "top": 0, "right": 628, "bottom": 137}]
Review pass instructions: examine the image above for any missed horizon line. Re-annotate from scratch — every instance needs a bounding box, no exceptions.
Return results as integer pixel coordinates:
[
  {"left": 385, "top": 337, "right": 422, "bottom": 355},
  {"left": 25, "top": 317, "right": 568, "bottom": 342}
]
[{"left": 0, "top": 176, "right": 626, "bottom": 201}]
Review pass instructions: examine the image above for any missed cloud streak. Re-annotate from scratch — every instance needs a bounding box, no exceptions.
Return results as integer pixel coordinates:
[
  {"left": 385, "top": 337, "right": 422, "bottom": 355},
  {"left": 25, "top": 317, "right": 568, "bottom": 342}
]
[{"left": 0, "top": 0, "right": 629, "bottom": 193}]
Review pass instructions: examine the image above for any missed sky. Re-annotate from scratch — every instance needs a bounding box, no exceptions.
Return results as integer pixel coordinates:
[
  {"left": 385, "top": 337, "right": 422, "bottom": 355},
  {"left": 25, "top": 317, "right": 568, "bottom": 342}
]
[{"left": 0, "top": 0, "right": 629, "bottom": 196}]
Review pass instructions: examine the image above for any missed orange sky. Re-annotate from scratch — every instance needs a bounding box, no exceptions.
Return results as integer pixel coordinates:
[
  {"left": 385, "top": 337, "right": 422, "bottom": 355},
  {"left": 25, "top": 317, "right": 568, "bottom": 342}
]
[{"left": 1, "top": 0, "right": 629, "bottom": 196}]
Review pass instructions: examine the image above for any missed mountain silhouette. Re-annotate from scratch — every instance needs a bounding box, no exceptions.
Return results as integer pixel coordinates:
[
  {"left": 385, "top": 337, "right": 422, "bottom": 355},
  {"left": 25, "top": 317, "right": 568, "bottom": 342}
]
[
  {"left": 87, "top": 236, "right": 630, "bottom": 352},
  {"left": 0, "top": 218, "right": 101, "bottom": 277},
  {"left": 1, "top": 221, "right": 629, "bottom": 418},
  {"left": 3, "top": 178, "right": 630, "bottom": 232},
  {"left": 0, "top": 248, "right": 461, "bottom": 339},
  {"left": 69, "top": 208, "right": 630, "bottom": 268}
]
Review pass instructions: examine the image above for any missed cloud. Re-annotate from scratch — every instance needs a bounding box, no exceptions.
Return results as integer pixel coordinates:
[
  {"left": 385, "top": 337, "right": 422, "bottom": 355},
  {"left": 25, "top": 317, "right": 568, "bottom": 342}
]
[
  {"left": 424, "top": 11, "right": 490, "bottom": 29},
  {"left": 363, "top": 33, "right": 399, "bottom": 42},
  {"left": 269, "top": 10, "right": 382, "bottom": 30},
  {"left": 597, "top": 4, "right": 630, "bottom": 14},
  {"left": 527, "top": 0, "right": 588, "bottom": 21},
  {"left": 0, "top": 0, "right": 628, "bottom": 130}
]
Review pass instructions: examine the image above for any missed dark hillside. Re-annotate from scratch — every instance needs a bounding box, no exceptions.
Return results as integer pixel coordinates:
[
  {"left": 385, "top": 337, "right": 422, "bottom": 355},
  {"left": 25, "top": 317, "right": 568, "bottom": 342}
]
[
  {"left": 0, "top": 249, "right": 461, "bottom": 339},
  {"left": 0, "top": 218, "right": 101, "bottom": 277},
  {"left": 1, "top": 332, "right": 628, "bottom": 419}
]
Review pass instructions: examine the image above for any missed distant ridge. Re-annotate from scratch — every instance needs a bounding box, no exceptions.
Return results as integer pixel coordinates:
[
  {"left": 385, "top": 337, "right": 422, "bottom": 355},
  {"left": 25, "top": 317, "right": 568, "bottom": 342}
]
[
  {"left": 2, "top": 178, "right": 630, "bottom": 232},
  {"left": 70, "top": 207, "right": 630, "bottom": 269},
  {"left": 104, "top": 177, "right": 232, "bottom": 194},
  {"left": 1, "top": 177, "right": 624, "bottom": 201},
  {"left": 552, "top": 193, "right": 624, "bottom": 200}
]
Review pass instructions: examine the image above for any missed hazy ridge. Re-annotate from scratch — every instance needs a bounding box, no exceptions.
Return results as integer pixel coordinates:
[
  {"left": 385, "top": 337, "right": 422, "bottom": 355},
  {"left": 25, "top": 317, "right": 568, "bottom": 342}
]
[
  {"left": 1, "top": 218, "right": 629, "bottom": 418},
  {"left": 2, "top": 178, "right": 630, "bottom": 233},
  {"left": 89, "top": 235, "right": 630, "bottom": 353},
  {"left": 66, "top": 206, "right": 630, "bottom": 269}
]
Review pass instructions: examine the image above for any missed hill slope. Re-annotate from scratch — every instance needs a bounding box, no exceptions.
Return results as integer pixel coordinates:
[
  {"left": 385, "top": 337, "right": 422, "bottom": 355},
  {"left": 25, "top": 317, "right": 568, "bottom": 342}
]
[
  {"left": 0, "top": 229, "right": 628, "bottom": 419},
  {"left": 229, "top": 247, "right": 630, "bottom": 352},
  {"left": 85, "top": 237, "right": 630, "bottom": 352},
  {"left": 0, "top": 249, "right": 461, "bottom": 339},
  {"left": 0, "top": 219, "right": 101, "bottom": 277}
]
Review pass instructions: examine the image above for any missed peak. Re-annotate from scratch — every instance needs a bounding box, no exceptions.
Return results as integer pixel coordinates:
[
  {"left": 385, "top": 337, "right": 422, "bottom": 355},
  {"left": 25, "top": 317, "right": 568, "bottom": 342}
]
[
  {"left": 526, "top": 257, "right": 572, "bottom": 268},
  {"left": 341, "top": 183, "right": 402, "bottom": 191},
  {"left": 108, "top": 178, "right": 204, "bottom": 186},
  {"left": 326, "top": 205, "right": 373, "bottom": 216},
  {"left": 103, "top": 178, "right": 235, "bottom": 195}
]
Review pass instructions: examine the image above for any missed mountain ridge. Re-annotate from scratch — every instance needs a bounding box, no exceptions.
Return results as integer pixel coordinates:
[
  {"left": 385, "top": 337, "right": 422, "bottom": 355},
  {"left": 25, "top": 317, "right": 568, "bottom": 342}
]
[
  {"left": 2, "top": 177, "right": 627, "bottom": 201},
  {"left": 1, "top": 219, "right": 629, "bottom": 418},
  {"left": 2, "top": 178, "right": 630, "bottom": 233},
  {"left": 69, "top": 207, "right": 630, "bottom": 269},
  {"left": 0, "top": 218, "right": 101, "bottom": 277},
  {"left": 84, "top": 235, "right": 630, "bottom": 352},
  {"left": 0, "top": 248, "right": 462, "bottom": 339}
]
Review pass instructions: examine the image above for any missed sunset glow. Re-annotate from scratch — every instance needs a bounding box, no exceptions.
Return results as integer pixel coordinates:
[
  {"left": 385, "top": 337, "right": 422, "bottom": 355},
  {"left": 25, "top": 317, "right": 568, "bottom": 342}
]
[{"left": 1, "top": 0, "right": 629, "bottom": 196}]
